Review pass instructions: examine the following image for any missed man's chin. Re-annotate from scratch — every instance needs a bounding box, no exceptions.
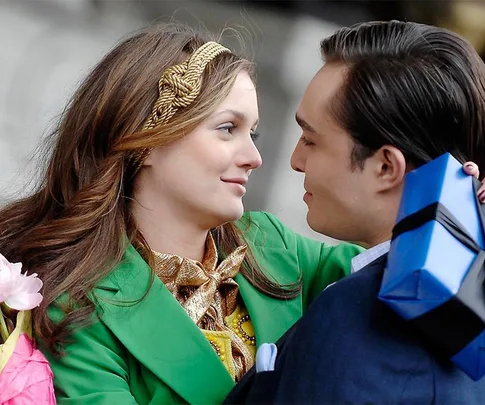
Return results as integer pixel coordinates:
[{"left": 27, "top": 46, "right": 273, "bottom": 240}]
[
  {"left": 306, "top": 211, "right": 341, "bottom": 240},
  {"left": 306, "top": 211, "right": 325, "bottom": 234}
]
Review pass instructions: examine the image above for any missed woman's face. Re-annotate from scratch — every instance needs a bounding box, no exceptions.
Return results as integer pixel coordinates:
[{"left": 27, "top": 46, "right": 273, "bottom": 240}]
[{"left": 137, "top": 71, "right": 262, "bottom": 230}]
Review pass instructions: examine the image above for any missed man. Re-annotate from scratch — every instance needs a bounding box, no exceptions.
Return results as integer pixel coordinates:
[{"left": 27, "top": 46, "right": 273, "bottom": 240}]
[{"left": 226, "top": 20, "right": 485, "bottom": 404}]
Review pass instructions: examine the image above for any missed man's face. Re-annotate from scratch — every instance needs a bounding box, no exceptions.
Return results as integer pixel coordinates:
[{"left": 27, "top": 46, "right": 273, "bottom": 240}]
[{"left": 291, "top": 62, "right": 379, "bottom": 246}]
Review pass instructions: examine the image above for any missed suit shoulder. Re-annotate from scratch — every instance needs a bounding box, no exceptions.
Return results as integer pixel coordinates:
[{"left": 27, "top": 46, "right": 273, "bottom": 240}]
[
  {"left": 316, "top": 260, "right": 384, "bottom": 302},
  {"left": 295, "top": 258, "right": 388, "bottom": 336}
]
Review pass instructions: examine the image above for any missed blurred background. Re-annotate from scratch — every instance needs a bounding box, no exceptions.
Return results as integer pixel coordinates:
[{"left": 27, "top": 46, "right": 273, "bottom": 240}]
[{"left": 1, "top": 0, "right": 485, "bottom": 242}]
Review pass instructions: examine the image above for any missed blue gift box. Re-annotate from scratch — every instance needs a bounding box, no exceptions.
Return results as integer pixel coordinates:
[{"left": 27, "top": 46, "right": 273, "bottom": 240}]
[{"left": 378, "top": 153, "right": 485, "bottom": 380}]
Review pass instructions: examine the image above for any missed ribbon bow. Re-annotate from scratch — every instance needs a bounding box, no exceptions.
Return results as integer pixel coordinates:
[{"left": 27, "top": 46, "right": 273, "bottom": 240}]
[{"left": 155, "top": 235, "right": 247, "bottom": 324}]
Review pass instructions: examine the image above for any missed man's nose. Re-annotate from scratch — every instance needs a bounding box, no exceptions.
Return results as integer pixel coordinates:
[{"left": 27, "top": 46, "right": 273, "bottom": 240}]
[{"left": 290, "top": 142, "right": 305, "bottom": 173}]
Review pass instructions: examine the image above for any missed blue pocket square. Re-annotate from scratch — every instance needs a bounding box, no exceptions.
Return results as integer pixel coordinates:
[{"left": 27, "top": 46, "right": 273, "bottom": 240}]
[{"left": 255, "top": 343, "right": 277, "bottom": 373}]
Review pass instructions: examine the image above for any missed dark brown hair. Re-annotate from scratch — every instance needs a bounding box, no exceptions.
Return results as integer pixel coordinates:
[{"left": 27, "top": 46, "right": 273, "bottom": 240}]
[
  {"left": 0, "top": 23, "right": 300, "bottom": 355},
  {"left": 321, "top": 20, "right": 485, "bottom": 171}
]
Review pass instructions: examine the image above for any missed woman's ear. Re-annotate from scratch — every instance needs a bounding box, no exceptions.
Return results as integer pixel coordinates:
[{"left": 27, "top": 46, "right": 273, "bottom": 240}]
[{"left": 142, "top": 151, "right": 154, "bottom": 167}]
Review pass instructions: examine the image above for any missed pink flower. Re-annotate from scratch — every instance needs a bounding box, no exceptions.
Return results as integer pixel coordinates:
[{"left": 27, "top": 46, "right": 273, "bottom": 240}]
[
  {"left": 0, "top": 333, "right": 56, "bottom": 405},
  {"left": 0, "top": 255, "right": 42, "bottom": 311}
]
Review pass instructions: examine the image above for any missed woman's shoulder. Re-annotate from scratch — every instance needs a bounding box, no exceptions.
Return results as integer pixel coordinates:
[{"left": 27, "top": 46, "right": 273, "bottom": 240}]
[
  {"left": 237, "top": 211, "right": 297, "bottom": 247},
  {"left": 238, "top": 211, "right": 295, "bottom": 235},
  {"left": 95, "top": 244, "right": 152, "bottom": 299}
]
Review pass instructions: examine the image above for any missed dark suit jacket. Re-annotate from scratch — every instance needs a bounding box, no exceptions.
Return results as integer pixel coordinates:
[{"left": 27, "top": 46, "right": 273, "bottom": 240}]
[{"left": 225, "top": 255, "right": 485, "bottom": 404}]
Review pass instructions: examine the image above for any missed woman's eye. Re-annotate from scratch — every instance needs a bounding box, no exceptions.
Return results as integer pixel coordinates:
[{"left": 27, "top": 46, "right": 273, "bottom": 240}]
[
  {"left": 217, "top": 123, "right": 235, "bottom": 134},
  {"left": 217, "top": 123, "right": 260, "bottom": 141},
  {"left": 250, "top": 130, "right": 260, "bottom": 141}
]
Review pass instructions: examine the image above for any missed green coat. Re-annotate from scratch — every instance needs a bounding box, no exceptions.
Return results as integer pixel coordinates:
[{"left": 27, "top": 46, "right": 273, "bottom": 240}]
[{"left": 42, "top": 212, "right": 363, "bottom": 404}]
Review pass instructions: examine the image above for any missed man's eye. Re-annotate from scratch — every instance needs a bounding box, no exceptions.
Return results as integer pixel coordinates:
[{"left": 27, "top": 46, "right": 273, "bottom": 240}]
[{"left": 301, "top": 135, "right": 315, "bottom": 146}]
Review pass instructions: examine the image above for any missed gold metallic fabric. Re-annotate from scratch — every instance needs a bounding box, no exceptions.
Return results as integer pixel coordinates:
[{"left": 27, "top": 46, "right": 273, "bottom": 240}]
[{"left": 153, "top": 234, "right": 255, "bottom": 380}]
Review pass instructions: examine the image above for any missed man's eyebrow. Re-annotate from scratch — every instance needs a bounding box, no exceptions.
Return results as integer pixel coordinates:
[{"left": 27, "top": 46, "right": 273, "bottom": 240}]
[
  {"left": 295, "top": 114, "right": 317, "bottom": 133},
  {"left": 214, "top": 109, "right": 259, "bottom": 127}
]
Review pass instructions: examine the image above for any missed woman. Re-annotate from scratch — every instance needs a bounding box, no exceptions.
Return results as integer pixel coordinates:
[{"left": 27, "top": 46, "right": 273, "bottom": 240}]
[{"left": 0, "top": 23, "right": 363, "bottom": 404}]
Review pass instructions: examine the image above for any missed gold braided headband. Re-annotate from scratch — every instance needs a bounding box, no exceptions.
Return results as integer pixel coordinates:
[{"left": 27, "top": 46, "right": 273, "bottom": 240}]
[{"left": 131, "top": 41, "right": 231, "bottom": 172}]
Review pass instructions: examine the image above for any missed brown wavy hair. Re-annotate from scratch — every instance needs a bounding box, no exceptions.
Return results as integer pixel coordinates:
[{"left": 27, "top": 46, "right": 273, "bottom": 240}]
[{"left": 0, "top": 23, "right": 300, "bottom": 355}]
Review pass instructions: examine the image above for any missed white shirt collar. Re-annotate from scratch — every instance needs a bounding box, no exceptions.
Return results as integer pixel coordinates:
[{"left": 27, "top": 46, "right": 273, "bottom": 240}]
[{"left": 351, "top": 240, "right": 391, "bottom": 273}]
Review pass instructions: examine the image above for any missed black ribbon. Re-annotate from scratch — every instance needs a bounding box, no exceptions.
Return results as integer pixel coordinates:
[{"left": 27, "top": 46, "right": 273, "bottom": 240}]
[{"left": 390, "top": 178, "right": 485, "bottom": 357}]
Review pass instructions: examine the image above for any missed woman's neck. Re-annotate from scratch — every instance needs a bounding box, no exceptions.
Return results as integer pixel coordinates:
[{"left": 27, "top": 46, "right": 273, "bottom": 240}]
[{"left": 131, "top": 201, "right": 209, "bottom": 262}]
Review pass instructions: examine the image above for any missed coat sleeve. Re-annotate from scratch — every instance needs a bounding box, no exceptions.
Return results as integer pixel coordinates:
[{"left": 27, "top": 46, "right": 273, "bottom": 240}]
[
  {"left": 244, "top": 212, "right": 364, "bottom": 309},
  {"left": 39, "top": 306, "right": 139, "bottom": 405}
]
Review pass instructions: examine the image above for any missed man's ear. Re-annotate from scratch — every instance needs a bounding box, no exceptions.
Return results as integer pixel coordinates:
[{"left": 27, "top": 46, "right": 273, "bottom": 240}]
[{"left": 369, "top": 145, "right": 407, "bottom": 192}]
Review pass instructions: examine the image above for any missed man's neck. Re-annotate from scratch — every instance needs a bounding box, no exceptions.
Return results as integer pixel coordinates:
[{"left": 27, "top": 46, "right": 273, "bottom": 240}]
[{"left": 357, "top": 232, "right": 392, "bottom": 250}]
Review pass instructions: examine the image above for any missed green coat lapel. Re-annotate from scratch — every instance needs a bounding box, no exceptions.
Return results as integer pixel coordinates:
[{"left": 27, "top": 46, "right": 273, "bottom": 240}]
[
  {"left": 236, "top": 246, "right": 302, "bottom": 346},
  {"left": 96, "top": 245, "right": 234, "bottom": 404}
]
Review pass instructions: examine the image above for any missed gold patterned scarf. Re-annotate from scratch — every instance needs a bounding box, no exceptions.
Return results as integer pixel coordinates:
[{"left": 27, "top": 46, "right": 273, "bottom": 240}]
[{"left": 153, "top": 234, "right": 255, "bottom": 380}]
